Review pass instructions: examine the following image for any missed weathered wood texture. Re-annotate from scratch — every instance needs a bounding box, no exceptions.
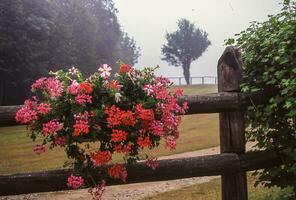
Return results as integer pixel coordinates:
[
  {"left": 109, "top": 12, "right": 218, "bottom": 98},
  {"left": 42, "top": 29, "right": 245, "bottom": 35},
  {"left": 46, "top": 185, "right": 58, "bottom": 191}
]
[
  {"left": 218, "top": 46, "right": 248, "bottom": 200},
  {"left": 0, "top": 90, "right": 274, "bottom": 127},
  {"left": 0, "top": 150, "right": 281, "bottom": 196},
  {"left": 0, "top": 105, "right": 22, "bottom": 126}
]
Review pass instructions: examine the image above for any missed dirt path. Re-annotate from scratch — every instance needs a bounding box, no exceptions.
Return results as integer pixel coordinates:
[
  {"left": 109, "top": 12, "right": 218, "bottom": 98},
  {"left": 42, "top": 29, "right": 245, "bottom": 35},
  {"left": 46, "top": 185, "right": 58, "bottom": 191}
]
[{"left": 1, "top": 143, "right": 256, "bottom": 200}]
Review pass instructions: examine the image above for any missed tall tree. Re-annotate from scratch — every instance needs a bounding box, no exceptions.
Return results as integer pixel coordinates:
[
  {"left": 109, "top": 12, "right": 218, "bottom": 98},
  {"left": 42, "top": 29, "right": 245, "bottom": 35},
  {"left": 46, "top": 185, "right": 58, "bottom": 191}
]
[
  {"left": 0, "top": 0, "right": 140, "bottom": 105},
  {"left": 117, "top": 33, "right": 141, "bottom": 66},
  {"left": 0, "top": 0, "right": 53, "bottom": 105},
  {"left": 161, "top": 19, "right": 211, "bottom": 85}
]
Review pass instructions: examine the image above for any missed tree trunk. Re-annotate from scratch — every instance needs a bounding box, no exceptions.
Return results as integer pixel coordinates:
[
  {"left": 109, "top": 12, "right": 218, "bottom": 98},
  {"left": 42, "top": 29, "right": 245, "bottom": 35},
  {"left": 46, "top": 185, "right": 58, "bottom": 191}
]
[{"left": 183, "top": 65, "right": 190, "bottom": 85}]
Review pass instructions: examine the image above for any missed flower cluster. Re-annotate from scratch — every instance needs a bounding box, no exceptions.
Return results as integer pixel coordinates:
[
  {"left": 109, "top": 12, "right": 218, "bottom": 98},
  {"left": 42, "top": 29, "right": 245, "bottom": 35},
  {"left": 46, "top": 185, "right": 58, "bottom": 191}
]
[
  {"left": 31, "top": 77, "right": 63, "bottom": 99},
  {"left": 104, "top": 105, "right": 136, "bottom": 127},
  {"left": 73, "top": 111, "right": 92, "bottom": 136},
  {"left": 67, "top": 81, "right": 93, "bottom": 105},
  {"left": 16, "top": 63, "right": 187, "bottom": 200},
  {"left": 67, "top": 175, "right": 84, "bottom": 189},
  {"left": 42, "top": 119, "right": 63, "bottom": 136}
]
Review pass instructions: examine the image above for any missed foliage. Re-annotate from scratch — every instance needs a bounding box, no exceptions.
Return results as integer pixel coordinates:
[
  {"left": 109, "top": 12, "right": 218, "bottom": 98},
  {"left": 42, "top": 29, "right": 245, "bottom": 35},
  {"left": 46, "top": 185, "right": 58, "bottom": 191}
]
[
  {"left": 226, "top": 0, "right": 296, "bottom": 197},
  {"left": 0, "top": 0, "right": 54, "bottom": 104},
  {"left": 0, "top": 0, "right": 140, "bottom": 105},
  {"left": 161, "top": 19, "right": 211, "bottom": 85},
  {"left": 15, "top": 64, "right": 187, "bottom": 199}
]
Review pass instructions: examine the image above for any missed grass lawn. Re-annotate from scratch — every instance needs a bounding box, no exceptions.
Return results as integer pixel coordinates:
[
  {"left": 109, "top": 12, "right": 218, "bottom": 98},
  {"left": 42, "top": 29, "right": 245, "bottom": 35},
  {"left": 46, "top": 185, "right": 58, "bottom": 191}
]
[
  {"left": 0, "top": 84, "right": 218, "bottom": 174},
  {"left": 141, "top": 173, "right": 281, "bottom": 200}
]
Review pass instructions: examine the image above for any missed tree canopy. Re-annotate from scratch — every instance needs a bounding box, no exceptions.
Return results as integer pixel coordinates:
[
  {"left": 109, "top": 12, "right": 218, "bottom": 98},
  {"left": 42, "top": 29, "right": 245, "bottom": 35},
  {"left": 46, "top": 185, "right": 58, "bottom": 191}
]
[
  {"left": 161, "top": 19, "right": 211, "bottom": 85},
  {"left": 0, "top": 0, "right": 140, "bottom": 105}
]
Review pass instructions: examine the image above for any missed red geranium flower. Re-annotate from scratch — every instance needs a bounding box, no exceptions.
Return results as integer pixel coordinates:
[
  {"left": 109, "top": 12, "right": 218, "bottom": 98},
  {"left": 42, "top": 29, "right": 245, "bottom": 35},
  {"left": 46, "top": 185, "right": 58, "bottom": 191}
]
[
  {"left": 119, "top": 64, "right": 132, "bottom": 74},
  {"left": 108, "top": 164, "right": 127, "bottom": 182},
  {"left": 91, "top": 151, "right": 112, "bottom": 167}
]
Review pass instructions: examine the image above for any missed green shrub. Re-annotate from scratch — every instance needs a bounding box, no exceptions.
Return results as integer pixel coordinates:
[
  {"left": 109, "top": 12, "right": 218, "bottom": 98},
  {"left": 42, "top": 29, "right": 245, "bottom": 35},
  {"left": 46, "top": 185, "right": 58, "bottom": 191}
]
[{"left": 226, "top": 0, "right": 296, "bottom": 196}]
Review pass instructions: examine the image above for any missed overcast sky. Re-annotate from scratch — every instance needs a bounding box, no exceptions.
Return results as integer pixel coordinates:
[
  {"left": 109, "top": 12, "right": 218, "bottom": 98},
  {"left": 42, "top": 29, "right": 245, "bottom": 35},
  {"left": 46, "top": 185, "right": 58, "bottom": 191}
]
[{"left": 114, "top": 0, "right": 282, "bottom": 78}]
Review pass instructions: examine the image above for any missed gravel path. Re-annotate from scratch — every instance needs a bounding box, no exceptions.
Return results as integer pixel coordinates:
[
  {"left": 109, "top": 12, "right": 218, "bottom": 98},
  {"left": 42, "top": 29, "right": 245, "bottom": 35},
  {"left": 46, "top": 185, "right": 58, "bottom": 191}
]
[{"left": 1, "top": 143, "right": 256, "bottom": 200}]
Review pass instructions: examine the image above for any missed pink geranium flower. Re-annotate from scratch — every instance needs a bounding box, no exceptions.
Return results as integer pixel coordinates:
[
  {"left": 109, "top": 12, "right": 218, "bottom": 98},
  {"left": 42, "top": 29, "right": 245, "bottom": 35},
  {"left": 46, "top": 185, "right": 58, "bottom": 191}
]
[
  {"left": 42, "top": 119, "right": 63, "bottom": 136},
  {"left": 15, "top": 99, "right": 38, "bottom": 123},
  {"left": 31, "top": 77, "right": 63, "bottom": 99},
  {"left": 143, "top": 84, "right": 154, "bottom": 96},
  {"left": 67, "top": 175, "right": 84, "bottom": 189},
  {"left": 37, "top": 103, "right": 52, "bottom": 115}
]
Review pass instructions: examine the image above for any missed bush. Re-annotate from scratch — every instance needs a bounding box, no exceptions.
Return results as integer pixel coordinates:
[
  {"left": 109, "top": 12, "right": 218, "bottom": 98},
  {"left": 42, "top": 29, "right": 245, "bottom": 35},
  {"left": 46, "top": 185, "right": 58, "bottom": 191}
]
[{"left": 226, "top": 0, "right": 296, "bottom": 197}]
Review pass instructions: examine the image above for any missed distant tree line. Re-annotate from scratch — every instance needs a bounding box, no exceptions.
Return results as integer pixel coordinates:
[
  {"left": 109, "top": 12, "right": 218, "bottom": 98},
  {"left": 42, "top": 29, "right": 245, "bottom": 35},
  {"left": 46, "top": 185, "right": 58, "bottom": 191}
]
[{"left": 0, "top": 0, "right": 140, "bottom": 105}]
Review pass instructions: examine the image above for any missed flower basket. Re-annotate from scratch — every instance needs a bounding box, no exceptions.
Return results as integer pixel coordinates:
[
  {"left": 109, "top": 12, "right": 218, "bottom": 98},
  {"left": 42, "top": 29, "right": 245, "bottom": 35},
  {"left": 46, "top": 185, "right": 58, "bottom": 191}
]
[{"left": 16, "top": 63, "right": 188, "bottom": 199}]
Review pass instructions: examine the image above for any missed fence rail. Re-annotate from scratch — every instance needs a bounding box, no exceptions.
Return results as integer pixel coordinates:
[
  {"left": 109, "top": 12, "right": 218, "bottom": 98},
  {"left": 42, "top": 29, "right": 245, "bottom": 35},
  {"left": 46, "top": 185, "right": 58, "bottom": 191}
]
[
  {"left": 0, "top": 151, "right": 281, "bottom": 196},
  {"left": 168, "top": 76, "right": 217, "bottom": 85},
  {"left": 0, "top": 46, "right": 279, "bottom": 200},
  {"left": 0, "top": 91, "right": 274, "bottom": 127}
]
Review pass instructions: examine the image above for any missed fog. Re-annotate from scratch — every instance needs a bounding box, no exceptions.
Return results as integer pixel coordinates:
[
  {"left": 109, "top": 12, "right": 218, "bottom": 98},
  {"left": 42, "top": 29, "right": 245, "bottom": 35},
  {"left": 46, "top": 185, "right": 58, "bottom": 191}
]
[{"left": 115, "top": 0, "right": 282, "bottom": 77}]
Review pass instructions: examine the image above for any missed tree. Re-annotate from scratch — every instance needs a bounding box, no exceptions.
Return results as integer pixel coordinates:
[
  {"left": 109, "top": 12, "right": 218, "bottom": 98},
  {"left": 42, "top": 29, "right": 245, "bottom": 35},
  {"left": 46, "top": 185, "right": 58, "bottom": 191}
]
[
  {"left": 161, "top": 19, "right": 211, "bottom": 85},
  {"left": 117, "top": 32, "right": 141, "bottom": 66},
  {"left": 0, "top": 0, "right": 140, "bottom": 105},
  {"left": 48, "top": 0, "right": 141, "bottom": 74},
  {"left": 0, "top": 0, "right": 53, "bottom": 105}
]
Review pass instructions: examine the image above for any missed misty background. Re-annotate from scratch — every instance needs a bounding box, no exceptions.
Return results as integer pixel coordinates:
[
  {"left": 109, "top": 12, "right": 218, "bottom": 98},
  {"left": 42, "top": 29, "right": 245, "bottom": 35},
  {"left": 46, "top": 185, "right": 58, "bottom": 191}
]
[
  {"left": 115, "top": 0, "right": 282, "bottom": 77},
  {"left": 0, "top": 0, "right": 283, "bottom": 105}
]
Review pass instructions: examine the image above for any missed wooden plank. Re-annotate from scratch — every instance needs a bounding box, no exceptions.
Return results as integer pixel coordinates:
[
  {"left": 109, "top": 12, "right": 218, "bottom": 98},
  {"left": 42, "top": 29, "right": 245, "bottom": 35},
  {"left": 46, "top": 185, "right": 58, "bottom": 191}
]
[
  {"left": 0, "top": 105, "right": 22, "bottom": 127},
  {"left": 218, "top": 46, "right": 248, "bottom": 200},
  {"left": 0, "top": 91, "right": 274, "bottom": 127},
  {"left": 0, "top": 150, "right": 281, "bottom": 196}
]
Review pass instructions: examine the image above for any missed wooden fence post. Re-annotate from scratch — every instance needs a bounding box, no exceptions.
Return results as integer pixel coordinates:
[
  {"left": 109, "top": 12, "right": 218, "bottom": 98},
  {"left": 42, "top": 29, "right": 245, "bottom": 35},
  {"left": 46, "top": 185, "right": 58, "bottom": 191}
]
[{"left": 218, "top": 46, "right": 248, "bottom": 200}]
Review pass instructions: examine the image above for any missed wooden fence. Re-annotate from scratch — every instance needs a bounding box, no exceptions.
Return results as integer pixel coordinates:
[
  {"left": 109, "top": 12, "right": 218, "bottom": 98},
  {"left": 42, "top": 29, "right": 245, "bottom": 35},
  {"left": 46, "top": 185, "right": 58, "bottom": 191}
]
[
  {"left": 0, "top": 46, "right": 281, "bottom": 200},
  {"left": 168, "top": 76, "right": 217, "bottom": 85}
]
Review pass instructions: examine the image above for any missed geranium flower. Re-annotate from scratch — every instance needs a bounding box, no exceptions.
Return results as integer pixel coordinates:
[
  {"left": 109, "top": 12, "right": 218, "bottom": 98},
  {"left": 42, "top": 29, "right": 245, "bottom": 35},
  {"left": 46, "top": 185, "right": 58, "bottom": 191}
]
[
  {"left": 67, "top": 175, "right": 84, "bottom": 189},
  {"left": 42, "top": 119, "right": 63, "bottom": 136},
  {"left": 143, "top": 84, "right": 154, "bottom": 96},
  {"left": 98, "top": 64, "right": 112, "bottom": 79},
  {"left": 108, "top": 164, "right": 127, "bottom": 182},
  {"left": 75, "top": 94, "right": 92, "bottom": 105},
  {"left": 108, "top": 80, "right": 123, "bottom": 91},
  {"left": 137, "top": 136, "right": 152, "bottom": 148},
  {"left": 91, "top": 151, "right": 112, "bottom": 167},
  {"left": 68, "top": 67, "right": 79, "bottom": 76},
  {"left": 37, "top": 103, "right": 52, "bottom": 115},
  {"left": 119, "top": 64, "right": 132, "bottom": 74},
  {"left": 111, "top": 129, "right": 128, "bottom": 142},
  {"left": 15, "top": 99, "right": 38, "bottom": 123},
  {"left": 73, "top": 111, "right": 90, "bottom": 136},
  {"left": 114, "top": 92, "right": 122, "bottom": 103}
]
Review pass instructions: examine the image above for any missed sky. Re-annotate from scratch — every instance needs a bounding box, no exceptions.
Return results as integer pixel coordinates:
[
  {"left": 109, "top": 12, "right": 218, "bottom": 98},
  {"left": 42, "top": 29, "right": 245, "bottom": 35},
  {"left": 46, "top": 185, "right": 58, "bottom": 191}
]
[{"left": 114, "top": 0, "right": 282, "bottom": 81}]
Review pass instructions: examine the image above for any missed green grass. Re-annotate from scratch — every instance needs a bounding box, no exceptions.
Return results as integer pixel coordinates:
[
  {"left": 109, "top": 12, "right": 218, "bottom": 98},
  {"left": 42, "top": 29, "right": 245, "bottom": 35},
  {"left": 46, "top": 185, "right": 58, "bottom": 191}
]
[
  {"left": 0, "top": 84, "right": 218, "bottom": 174},
  {"left": 141, "top": 174, "right": 281, "bottom": 200}
]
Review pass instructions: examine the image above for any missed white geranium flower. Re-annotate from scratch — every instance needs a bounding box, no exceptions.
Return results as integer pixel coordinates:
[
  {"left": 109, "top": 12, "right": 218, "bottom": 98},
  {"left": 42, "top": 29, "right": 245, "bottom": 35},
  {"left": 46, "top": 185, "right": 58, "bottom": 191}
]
[
  {"left": 68, "top": 66, "right": 78, "bottom": 75},
  {"left": 115, "top": 93, "right": 122, "bottom": 103},
  {"left": 98, "top": 64, "right": 112, "bottom": 79}
]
